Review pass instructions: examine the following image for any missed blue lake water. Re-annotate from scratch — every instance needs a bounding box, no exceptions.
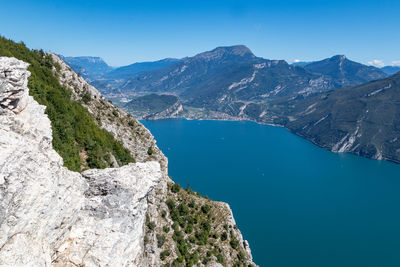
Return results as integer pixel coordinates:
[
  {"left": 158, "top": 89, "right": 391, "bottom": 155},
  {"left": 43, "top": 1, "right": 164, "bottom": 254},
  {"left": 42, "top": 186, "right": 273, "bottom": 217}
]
[{"left": 142, "top": 119, "right": 400, "bottom": 267}]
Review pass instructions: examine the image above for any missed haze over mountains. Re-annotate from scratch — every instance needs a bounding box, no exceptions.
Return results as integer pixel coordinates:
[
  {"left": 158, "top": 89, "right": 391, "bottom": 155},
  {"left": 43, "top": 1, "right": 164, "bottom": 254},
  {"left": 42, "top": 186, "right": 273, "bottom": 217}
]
[
  {"left": 61, "top": 56, "right": 181, "bottom": 91},
  {"left": 64, "top": 45, "right": 400, "bottom": 164},
  {"left": 381, "top": 66, "right": 400, "bottom": 75}
]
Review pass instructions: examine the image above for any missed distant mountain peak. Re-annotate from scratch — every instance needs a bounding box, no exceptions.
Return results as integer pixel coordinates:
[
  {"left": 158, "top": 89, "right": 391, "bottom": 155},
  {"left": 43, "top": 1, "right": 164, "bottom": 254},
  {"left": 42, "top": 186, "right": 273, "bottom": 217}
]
[
  {"left": 304, "top": 54, "right": 387, "bottom": 87},
  {"left": 333, "top": 54, "right": 346, "bottom": 58},
  {"left": 329, "top": 55, "right": 347, "bottom": 62},
  {"left": 215, "top": 45, "right": 253, "bottom": 55},
  {"left": 193, "top": 45, "right": 254, "bottom": 60}
]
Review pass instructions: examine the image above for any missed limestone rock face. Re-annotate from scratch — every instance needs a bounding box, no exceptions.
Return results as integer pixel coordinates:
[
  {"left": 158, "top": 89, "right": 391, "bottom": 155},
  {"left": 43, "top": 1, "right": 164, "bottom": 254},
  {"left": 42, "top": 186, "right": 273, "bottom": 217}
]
[
  {"left": 0, "top": 57, "right": 162, "bottom": 266},
  {"left": 53, "top": 163, "right": 162, "bottom": 266},
  {"left": 0, "top": 57, "right": 86, "bottom": 265},
  {"left": 0, "top": 57, "right": 30, "bottom": 113}
]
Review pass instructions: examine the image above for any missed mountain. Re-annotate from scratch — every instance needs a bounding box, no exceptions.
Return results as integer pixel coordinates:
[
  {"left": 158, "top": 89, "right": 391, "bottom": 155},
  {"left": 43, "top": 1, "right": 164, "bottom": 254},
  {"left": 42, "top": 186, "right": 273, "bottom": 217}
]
[
  {"left": 274, "top": 72, "right": 400, "bottom": 164},
  {"left": 59, "top": 55, "right": 114, "bottom": 81},
  {"left": 91, "top": 58, "right": 181, "bottom": 93},
  {"left": 105, "top": 58, "right": 181, "bottom": 80},
  {"left": 66, "top": 50, "right": 387, "bottom": 121},
  {"left": 0, "top": 37, "right": 255, "bottom": 266},
  {"left": 85, "top": 47, "right": 392, "bottom": 134},
  {"left": 116, "top": 48, "right": 389, "bottom": 118},
  {"left": 124, "top": 93, "right": 183, "bottom": 119},
  {"left": 119, "top": 45, "right": 334, "bottom": 111},
  {"left": 381, "top": 66, "right": 400, "bottom": 75},
  {"left": 303, "top": 55, "right": 388, "bottom": 87}
]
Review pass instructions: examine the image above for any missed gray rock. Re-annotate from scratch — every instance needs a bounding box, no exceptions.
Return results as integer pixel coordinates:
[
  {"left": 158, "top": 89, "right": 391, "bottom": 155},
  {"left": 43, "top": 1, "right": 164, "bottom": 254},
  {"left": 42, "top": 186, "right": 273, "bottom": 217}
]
[{"left": 0, "top": 57, "right": 162, "bottom": 266}]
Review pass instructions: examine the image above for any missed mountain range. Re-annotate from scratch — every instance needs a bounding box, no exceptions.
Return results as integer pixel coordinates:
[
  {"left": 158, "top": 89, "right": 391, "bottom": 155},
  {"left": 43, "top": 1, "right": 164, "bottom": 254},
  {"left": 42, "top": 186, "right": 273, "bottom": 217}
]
[
  {"left": 61, "top": 56, "right": 180, "bottom": 92},
  {"left": 292, "top": 59, "right": 400, "bottom": 76},
  {"left": 64, "top": 45, "right": 400, "bottom": 164}
]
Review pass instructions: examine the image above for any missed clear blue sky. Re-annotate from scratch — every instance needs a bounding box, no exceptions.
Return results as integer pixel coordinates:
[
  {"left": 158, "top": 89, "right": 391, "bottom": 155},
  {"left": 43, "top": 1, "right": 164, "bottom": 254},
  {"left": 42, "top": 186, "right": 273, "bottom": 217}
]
[{"left": 1, "top": 0, "right": 399, "bottom": 67}]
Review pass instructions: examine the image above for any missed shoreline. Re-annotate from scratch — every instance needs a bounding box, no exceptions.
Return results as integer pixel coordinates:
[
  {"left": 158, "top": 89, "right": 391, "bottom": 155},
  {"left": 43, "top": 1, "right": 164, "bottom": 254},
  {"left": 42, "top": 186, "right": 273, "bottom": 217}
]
[{"left": 141, "top": 116, "right": 400, "bottom": 166}]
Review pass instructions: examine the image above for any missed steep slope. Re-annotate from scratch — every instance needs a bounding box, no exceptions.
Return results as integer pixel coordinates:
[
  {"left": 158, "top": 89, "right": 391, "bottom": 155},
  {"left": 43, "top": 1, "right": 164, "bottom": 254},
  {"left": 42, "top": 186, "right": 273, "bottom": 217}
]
[
  {"left": 0, "top": 38, "right": 134, "bottom": 172},
  {"left": 60, "top": 56, "right": 114, "bottom": 81},
  {"left": 304, "top": 55, "right": 388, "bottom": 87},
  {"left": 0, "top": 37, "right": 256, "bottom": 266},
  {"left": 275, "top": 72, "right": 400, "bottom": 163},
  {"left": 50, "top": 54, "right": 166, "bottom": 168}
]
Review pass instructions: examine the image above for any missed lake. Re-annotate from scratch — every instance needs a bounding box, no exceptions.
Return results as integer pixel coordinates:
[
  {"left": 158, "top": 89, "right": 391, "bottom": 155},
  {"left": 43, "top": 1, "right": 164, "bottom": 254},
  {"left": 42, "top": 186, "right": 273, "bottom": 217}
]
[{"left": 142, "top": 119, "right": 400, "bottom": 267}]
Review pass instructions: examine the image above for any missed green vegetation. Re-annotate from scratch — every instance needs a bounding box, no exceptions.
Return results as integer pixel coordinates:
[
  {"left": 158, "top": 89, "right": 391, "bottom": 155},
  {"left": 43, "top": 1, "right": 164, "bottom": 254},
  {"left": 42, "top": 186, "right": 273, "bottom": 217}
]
[
  {"left": 0, "top": 36, "right": 134, "bottom": 171},
  {"left": 81, "top": 91, "right": 91, "bottom": 104},
  {"left": 160, "top": 250, "right": 170, "bottom": 261},
  {"left": 146, "top": 214, "right": 156, "bottom": 231},
  {"left": 157, "top": 234, "right": 166, "bottom": 248},
  {"left": 159, "top": 182, "right": 249, "bottom": 267},
  {"left": 221, "top": 231, "right": 228, "bottom": 241},
  {"left": 171, "top": 183, "right": 181, "bottom": 193}
]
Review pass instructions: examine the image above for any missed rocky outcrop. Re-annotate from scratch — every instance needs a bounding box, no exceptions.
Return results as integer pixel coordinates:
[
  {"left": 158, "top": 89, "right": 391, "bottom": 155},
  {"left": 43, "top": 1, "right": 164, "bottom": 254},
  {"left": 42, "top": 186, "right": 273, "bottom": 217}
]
[
  {"left": 0, "top": 57, "right": 30, "bottom": 113},
  {"left": 0, "top": 57, "right": 162, "bottom": 266},
  {"left": 53, "top": 163, "right": 162, "bottom": 266},
  {"left": 0, "top": 57, "right": 86, "bottom": 266}
]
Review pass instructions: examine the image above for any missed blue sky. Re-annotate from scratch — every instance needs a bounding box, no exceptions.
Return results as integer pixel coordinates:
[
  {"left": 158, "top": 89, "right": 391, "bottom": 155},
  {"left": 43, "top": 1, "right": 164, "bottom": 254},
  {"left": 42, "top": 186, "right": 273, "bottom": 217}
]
[{"left": 1, "top": 0, "right": 399, "bottom": 67}]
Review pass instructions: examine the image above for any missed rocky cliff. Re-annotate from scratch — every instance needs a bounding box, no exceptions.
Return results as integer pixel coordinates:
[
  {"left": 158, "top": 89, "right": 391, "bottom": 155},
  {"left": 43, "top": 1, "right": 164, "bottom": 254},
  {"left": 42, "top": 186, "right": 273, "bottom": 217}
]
[
  {"left": 0, "top": 56, "right": 162, "bottom": 266},
  {"left": 0, "top": 49, "right": 256, "bottom": 266}
]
